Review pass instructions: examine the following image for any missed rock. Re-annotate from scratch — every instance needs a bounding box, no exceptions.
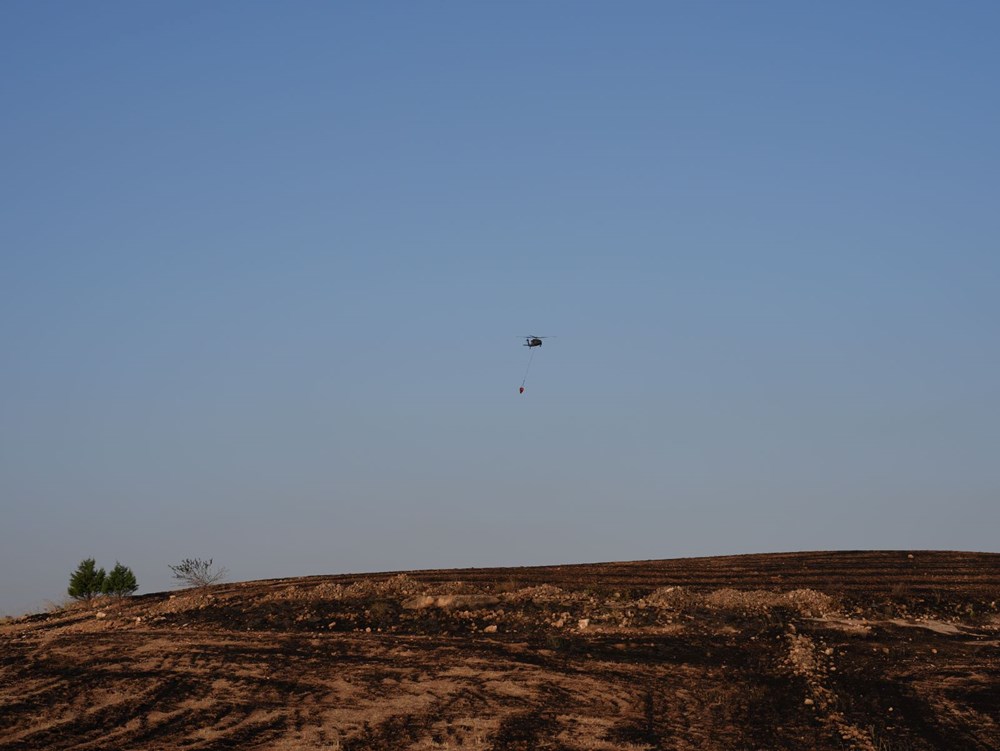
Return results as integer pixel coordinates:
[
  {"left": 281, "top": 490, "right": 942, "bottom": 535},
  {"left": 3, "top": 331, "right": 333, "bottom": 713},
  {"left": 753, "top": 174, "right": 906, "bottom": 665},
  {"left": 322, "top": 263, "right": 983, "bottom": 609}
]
[
  {"left": 484, "top": 624, "right": 498, "bottom": 633},
  {"left": 95, "top": 612, "right": 107, "bottom": 619},
  {"left": 365, "top": 627, "right": 371, "bottom": 633},
  {"left": 437, "top": 595, "right": 500, "bottom": 610},
  {"left": 553, "top": 619, "right": 565, "bottom": 628},
  {"left": 578, "top": 618, "right": 590, "bottom": 630},
  {"left": 402, "top": 596, "right": 437, "bottom": 610},
  {"left": 804, "top": 698, "right": 814, "bottom": 706},
  {"left": 402, "top": 595, "right": 499, "bottom": 610},
  {"left": 135, "top": 617, "right": 142, "bottom": 624}
]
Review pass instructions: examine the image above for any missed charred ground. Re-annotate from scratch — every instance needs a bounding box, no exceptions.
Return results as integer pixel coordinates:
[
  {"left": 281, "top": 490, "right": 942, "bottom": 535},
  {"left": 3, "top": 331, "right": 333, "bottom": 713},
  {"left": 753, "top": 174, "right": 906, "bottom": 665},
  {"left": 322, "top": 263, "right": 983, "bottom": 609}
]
[{"left": 2, "top": 550, "right": 998, "bottom": 750}]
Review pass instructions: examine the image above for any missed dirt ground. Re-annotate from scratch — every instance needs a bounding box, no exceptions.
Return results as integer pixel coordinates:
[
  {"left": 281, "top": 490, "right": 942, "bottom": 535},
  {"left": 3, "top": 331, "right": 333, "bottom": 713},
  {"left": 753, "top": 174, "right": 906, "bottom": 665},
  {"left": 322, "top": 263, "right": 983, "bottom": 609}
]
[{"left": 2, "top": 550, "right": 998, "bottom": 750}]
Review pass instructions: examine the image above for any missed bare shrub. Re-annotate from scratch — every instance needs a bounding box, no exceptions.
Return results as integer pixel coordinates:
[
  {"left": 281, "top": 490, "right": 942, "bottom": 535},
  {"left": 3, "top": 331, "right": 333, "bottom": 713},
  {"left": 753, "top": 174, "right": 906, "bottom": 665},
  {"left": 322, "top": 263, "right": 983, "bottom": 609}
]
[{"left": 169, "top": 558, "right": 228, "bottom": 588}]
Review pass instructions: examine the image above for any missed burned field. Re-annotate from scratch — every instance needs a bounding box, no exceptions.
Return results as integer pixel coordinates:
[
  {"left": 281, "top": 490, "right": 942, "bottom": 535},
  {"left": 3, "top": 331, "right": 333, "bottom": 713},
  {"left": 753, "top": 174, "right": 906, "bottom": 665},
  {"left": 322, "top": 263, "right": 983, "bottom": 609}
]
[{"left": 2, "top": 551, "right": 998, "bottom": 750}]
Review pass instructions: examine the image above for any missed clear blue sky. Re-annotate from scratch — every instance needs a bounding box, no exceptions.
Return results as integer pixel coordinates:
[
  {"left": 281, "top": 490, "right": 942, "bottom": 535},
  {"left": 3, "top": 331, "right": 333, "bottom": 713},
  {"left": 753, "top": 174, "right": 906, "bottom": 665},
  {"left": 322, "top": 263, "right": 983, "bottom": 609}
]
[{"left": 2, "top": 2, "right": 998, "bottom": 615}]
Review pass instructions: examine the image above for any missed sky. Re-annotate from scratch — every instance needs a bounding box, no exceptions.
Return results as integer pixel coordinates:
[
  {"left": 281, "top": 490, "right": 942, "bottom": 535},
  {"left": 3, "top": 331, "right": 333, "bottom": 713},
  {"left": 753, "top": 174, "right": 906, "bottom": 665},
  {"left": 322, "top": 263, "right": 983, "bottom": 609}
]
[{"left": 2, "top": 2, "right": 998, "bottom": 615}]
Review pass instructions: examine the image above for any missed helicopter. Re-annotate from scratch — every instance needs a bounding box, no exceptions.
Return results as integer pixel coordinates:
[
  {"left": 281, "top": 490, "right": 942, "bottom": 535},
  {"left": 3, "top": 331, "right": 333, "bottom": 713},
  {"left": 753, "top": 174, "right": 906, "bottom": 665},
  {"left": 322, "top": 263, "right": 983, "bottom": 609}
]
[
  {"left": 518, "top": 336, "right": 553, "bottom": 393},
  {"left": 522, "top": 336, "right": 550, "bottom": 348}
]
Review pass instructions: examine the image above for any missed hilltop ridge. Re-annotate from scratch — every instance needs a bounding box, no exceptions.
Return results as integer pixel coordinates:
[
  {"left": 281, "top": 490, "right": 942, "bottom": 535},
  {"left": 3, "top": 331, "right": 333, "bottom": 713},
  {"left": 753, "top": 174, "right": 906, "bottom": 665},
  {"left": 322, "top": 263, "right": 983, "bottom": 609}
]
[{"left": 3, "top": 550, "right": 998, "bottom": 750}]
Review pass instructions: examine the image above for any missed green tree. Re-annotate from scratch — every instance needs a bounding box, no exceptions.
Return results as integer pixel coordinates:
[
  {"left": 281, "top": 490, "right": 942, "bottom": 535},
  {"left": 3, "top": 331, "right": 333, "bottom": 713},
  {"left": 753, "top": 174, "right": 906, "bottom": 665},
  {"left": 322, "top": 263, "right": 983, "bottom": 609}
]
[
  {"left": 68, "top": 558, "right": 106, "bottom": 601},
  {"left": 102, "top": 561, "right": 138, "bottom": 598}
]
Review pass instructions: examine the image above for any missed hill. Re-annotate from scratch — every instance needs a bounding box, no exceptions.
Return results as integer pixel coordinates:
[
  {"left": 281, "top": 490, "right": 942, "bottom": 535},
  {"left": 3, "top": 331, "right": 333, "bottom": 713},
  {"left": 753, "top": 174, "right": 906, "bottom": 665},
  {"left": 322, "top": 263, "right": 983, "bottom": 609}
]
[{"left": 2, "top": 550, "right": 998, "bottom": 750}]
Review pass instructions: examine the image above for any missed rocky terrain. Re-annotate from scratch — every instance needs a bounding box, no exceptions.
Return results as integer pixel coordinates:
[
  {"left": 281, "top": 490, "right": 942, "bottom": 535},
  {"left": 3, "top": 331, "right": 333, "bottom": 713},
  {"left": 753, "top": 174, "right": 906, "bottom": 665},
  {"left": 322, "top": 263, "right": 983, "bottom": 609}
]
[{"left": 2, "top": 550, "right": 998, "bottom": 750}]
